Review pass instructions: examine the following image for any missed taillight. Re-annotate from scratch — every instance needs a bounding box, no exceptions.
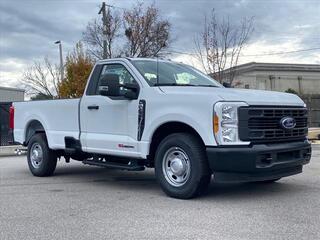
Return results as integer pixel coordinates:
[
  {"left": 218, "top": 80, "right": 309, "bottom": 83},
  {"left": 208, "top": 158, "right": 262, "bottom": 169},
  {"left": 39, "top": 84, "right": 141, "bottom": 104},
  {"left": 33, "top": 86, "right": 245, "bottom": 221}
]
[{"left": 9, "top": 105, "right": 14, "bottom": 129}]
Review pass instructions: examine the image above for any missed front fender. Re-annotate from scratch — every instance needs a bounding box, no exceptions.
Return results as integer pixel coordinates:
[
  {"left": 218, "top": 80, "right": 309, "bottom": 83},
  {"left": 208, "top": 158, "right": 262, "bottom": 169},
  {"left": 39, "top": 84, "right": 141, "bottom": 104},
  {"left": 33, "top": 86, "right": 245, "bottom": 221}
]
[{"left": 142, "top": 113, "right": 216, "bottom": 147}]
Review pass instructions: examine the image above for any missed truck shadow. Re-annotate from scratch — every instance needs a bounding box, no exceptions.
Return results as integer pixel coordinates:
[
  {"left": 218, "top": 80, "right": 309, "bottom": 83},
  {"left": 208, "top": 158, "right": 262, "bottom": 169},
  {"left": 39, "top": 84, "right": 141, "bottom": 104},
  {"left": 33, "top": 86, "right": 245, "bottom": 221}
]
[
  {"left": 203, "top": 181, "right": 306, "bottom": 201},
  {"left": 53, "top": 164, "right": 307, "bottom": 201}
]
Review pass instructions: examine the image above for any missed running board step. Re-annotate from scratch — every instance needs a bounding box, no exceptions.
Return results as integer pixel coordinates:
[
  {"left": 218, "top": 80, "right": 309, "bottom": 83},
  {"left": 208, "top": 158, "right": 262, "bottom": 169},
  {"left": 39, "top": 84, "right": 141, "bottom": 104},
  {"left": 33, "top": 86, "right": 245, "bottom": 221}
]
[
  {"left": 64, "top": 148, "right": 77, "bottom": 155},
  {"left": 82, "top": 159, "right": 145, "bottom": 171}
]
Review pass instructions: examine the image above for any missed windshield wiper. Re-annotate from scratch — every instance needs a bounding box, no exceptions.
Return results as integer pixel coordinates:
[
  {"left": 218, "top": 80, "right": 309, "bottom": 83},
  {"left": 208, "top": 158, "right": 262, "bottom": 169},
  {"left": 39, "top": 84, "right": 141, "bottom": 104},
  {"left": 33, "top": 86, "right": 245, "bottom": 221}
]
[
  {"left": 195, "top": 84, "right": 219, "bottom": 88},
  {"left": 154, "top": 83, "right": 219, "bottom": 87},
  {"left": 154, "top": 83, "right": 197, "bottom": 86}
]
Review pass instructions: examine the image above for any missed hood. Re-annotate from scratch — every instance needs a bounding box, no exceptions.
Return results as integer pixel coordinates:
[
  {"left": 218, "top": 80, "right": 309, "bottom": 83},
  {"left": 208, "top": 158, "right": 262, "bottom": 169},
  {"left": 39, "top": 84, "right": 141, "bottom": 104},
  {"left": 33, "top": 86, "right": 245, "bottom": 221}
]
[{"left": 159, "top": 87, "right": 305, "bottom": 106}]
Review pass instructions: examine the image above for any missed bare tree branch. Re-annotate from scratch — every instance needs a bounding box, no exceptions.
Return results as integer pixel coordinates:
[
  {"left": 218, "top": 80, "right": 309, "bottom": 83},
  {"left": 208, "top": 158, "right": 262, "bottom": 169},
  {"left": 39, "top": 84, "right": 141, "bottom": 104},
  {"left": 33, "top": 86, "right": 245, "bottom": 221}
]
[
  {"left": 123, "top": 3, "right": 170, "bottom": 57},
  {"left": 195, "top": 9, "right": 254, "bottom": 84},
  {"left": 82, "top": 12, "right": 121, "bottom": 60},
  {"left": 82, "top": 3, "right": 171, "bottom": 59},
  {"left": 21, "top": 57, "right": 61, "bottom": 98}
]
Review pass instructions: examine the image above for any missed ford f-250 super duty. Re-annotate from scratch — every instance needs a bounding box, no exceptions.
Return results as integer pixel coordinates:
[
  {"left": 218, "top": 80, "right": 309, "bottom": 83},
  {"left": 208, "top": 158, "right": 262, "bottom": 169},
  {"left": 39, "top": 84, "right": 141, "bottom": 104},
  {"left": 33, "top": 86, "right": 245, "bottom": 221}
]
[{"left": 11, "top": 58, "right": 312, "bottom": 199}]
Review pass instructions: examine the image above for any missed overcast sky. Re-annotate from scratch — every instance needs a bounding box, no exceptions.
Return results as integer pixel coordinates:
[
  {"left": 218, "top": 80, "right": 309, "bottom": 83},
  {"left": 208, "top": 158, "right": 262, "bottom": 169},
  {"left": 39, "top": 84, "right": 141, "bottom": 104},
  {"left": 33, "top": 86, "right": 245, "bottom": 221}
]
[{"left": 0, "top": 0, "right": 319, "bottom": 88}]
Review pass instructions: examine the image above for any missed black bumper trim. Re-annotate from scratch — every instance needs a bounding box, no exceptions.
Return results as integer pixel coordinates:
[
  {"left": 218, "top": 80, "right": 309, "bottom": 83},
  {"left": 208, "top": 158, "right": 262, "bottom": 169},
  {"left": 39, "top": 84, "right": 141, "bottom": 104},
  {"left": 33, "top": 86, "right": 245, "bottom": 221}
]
[{"left": 206, "top": 141, "right": 311, "bottom": 183}]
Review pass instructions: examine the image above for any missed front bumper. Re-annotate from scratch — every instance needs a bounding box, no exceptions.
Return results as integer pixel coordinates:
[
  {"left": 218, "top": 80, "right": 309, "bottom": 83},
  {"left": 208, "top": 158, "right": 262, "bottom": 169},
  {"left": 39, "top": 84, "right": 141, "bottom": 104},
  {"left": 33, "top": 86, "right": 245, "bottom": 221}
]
[{"left": 206, "top": 140, "right": 311, "bottom": 183}]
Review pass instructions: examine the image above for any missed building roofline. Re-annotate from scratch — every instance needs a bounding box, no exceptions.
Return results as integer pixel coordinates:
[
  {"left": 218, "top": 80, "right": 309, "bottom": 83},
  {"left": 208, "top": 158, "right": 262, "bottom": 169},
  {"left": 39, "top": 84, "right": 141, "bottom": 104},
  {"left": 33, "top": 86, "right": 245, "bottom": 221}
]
[
  {"left": 222, "top": 62, "right": 320, "bottom": 75},
  {"left": 0, "top": 86, "right": 25, "bottom": 93}
]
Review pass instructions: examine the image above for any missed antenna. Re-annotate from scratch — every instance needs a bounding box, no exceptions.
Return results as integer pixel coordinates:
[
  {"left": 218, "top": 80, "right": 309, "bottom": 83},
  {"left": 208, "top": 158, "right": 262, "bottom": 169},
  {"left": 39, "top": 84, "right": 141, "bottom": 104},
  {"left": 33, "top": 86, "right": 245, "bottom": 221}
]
[
  {"left": 156, "top": 55, "right": 159, "bottom": 85},
  {"left": 156, "top": 28, "right": 160, "bottom": 85}
]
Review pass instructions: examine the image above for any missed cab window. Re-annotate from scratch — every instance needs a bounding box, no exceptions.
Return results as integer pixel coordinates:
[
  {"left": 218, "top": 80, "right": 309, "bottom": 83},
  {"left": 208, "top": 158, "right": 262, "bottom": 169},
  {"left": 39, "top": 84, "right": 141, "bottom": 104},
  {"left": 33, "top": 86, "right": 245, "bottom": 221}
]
[{"left": 95, "top": 64, "right": 137, "bottom": 96}]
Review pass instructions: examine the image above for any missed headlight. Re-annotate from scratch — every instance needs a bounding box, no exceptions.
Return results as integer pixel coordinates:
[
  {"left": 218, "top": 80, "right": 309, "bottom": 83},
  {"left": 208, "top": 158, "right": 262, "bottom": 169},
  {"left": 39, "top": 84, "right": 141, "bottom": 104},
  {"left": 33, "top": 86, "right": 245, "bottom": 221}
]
[{"left": 213, "top": 102, "right": 250, "bottom": 145}]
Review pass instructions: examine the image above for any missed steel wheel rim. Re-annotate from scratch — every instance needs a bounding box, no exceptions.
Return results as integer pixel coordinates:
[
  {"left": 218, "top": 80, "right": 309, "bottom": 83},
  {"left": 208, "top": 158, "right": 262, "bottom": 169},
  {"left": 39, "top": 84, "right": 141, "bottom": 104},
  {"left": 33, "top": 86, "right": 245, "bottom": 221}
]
[
  {"left": 30, "top": 143, "right": 43, "bottom": 169},
  {"left": 162, "top": 147, "right": 191, "bottom": 187}
]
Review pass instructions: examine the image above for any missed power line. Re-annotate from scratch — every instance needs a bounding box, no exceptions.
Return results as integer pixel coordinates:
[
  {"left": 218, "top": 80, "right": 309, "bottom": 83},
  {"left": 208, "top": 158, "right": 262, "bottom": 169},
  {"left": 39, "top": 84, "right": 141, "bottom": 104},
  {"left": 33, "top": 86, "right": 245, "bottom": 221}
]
[
  {"left": 242, "top": 47, "right": 320, "bottom": 57},
  {"left": 100, "top": 3, "right": 320, "bottom": 58},
  {"left": 105, "top": 4, "right": 127, "bottom": 10},
  {"left": 163, "top": 47, "right": 320, "bottom": 58}
]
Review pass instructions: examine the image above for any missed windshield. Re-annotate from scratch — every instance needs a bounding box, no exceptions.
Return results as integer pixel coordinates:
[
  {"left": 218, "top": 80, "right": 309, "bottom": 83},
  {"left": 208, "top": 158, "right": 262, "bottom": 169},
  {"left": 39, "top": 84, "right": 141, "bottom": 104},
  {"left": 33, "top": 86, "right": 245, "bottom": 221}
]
[{"left": 131, "top": 60, "right": 221, "bottom": 87}]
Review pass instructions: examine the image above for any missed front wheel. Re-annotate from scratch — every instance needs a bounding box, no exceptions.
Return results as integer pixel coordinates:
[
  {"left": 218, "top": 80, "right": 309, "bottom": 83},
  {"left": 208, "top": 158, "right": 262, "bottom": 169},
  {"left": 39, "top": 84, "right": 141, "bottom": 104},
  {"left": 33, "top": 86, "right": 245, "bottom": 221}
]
[
  {"left": 27, "top": 133, "right": 57, "bottom": 177},
  {"left": 155, "top": 133, "right": 211, "bottom": 199}
]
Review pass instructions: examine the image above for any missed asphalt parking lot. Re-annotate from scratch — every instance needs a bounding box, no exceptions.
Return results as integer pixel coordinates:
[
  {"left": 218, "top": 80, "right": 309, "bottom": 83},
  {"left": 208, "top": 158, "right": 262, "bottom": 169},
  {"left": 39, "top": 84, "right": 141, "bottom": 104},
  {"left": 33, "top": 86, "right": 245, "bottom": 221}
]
[{"left": 0, "top": 145, "right": 319, "bottom": 240}]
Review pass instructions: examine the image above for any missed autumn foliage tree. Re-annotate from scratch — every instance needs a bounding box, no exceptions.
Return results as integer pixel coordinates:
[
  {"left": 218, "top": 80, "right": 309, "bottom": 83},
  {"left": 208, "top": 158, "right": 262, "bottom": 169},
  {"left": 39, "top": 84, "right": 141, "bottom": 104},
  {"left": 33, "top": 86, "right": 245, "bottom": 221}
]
[{"left": 58, "top": 42, "right": 94, "bottom": 98}]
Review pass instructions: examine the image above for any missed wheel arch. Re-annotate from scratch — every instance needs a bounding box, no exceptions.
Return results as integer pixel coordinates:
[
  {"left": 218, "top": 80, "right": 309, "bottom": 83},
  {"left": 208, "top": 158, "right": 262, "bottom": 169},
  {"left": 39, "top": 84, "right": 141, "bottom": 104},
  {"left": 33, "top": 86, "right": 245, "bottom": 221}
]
[
  {"left": 24, "top": 119, "right": 46, "bottom": 146},
  {"left": 147, "top": 121, "right": 205, "bottom": 166}
]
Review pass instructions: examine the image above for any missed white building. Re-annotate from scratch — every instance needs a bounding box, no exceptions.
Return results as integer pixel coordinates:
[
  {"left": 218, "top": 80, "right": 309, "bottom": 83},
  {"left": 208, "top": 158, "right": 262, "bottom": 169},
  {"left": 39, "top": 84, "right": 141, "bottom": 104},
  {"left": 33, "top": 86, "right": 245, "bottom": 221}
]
[
  {"left": 222, "top": 62, "right": 320, "bottom": 95},
  {"left": 0, "top": 86, "right": 25, "bottom": 102}
]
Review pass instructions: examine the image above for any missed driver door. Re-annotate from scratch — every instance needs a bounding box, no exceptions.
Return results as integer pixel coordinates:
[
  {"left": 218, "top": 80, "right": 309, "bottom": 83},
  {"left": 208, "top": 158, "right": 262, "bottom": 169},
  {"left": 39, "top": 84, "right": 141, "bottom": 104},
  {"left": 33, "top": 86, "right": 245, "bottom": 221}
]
[{"left": 80, "top": 63, "right": 140, "bottom": 157}]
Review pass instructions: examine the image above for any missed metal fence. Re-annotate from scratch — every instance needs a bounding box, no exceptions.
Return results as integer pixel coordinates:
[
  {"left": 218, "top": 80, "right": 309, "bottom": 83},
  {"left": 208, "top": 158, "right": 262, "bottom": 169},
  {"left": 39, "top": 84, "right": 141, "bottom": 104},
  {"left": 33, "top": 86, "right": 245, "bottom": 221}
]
[
  {"left": 0, "top": 102, "right": 13, "bottom": 146},
  {"left": 301, "top": 95, "right": 320, "bottom": 128}
]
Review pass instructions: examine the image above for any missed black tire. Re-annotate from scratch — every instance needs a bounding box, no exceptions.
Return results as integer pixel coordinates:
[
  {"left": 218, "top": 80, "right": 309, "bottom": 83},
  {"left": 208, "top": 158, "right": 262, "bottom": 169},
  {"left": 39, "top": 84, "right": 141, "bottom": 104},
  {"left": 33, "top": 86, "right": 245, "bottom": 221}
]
[
  {"left": 155, "top": 133, "right": 211, "bottom": 199},
  {"left": 27, "top": 133, "right": 57, "bottom": 177}
]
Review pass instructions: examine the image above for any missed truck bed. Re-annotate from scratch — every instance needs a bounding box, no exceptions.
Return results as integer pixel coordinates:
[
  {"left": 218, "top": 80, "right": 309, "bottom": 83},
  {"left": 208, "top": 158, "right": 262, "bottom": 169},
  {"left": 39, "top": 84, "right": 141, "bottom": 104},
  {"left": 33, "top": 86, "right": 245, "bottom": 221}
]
[{"left": 13, "top": 99, "right": 80, "bottom": 149}]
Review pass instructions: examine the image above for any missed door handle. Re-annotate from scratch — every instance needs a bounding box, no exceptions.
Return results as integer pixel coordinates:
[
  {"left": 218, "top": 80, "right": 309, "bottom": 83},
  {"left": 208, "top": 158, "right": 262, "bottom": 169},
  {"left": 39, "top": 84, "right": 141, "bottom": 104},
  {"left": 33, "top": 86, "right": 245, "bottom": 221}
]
[{"left": 87, "top": 105, "right": 99, "bottom": 110}]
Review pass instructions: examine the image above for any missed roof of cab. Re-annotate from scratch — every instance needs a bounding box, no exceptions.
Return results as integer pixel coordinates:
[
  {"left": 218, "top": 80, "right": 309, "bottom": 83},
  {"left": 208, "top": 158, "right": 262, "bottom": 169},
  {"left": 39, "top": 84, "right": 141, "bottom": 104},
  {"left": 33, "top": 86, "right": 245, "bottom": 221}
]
[{"left": 97, "top": 57, "right": 172, "bottom": 64}]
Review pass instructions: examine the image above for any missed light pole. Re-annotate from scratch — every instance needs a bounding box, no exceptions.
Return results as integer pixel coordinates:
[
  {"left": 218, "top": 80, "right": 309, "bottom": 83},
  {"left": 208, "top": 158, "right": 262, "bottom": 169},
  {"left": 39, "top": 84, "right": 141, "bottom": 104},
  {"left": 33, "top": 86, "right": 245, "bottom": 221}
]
[{"left": 54, "top": 40, "right": 64, "bottom": 81}]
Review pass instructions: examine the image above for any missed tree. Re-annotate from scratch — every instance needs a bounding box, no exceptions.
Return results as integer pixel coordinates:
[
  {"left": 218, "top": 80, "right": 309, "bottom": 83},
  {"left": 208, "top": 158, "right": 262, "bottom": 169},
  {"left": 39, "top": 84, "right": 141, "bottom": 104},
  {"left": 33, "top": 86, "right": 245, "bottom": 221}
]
[
  {"left": 82, "top": 2, "right": 171, "bottom": 59},
  {"left": 58, "top": 42, "right": 94, "bottom": 98},
  {"left": 123, "top": 3, "right": 170, "bottom": 57},
  {"left": 285, "top": 88, "right": 299, "bottom": 95},
  {"left": 195, "top": 9, "right": 254, "bottom": 84},
  {"left": 21, "top": 57, "right": 61, "bottom": 98},
  {"left": 83, "top": 14, "right": 121, "bottom": 59}
]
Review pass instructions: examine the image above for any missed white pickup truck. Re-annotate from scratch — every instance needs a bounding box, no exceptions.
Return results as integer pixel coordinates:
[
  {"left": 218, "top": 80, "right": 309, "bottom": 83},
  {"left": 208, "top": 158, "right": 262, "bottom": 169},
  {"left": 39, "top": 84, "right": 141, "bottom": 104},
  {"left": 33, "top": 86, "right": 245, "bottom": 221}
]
[{"left": 11, "top": 58, "right": 311, "bottom": 199}]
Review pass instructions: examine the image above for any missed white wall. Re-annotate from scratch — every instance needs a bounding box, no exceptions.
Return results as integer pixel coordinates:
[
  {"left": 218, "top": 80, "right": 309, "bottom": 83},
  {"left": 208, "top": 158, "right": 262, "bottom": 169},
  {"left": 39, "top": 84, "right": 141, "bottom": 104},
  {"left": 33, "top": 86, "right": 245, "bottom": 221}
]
[
  {"left": 0, "top": 89, "right": 25, "bottom": 102},
  {"left": 232, "top": 70, "right": 320, "bottom": 94}
]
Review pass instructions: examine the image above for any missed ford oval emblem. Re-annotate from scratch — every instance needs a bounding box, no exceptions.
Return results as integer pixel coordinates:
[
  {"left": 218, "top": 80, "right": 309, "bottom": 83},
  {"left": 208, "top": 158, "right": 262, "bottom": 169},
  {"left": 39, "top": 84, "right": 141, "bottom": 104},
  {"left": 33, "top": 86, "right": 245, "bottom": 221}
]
[{"left": 280, "top": 117, "right": 296, "bottom": 129}]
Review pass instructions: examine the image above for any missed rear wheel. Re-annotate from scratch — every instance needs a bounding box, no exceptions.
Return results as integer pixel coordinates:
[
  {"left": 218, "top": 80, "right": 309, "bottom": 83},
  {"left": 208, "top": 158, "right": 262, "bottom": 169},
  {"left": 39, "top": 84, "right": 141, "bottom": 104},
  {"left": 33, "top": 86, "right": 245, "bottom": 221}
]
[
  {"left": 27, "top": 133, "right": 57, "bottom": 177},
  {"left": 155, "top": 133, "right": 211, "bottom": 199}
]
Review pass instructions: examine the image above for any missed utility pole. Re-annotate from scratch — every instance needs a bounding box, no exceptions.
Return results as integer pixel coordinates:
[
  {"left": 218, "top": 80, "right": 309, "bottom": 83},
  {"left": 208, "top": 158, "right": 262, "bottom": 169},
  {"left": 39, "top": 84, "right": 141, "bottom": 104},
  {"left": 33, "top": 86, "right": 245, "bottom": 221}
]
[
  {"left": 99, "top": 2, "right": 109, "bottom": 59},
  {"left": 54, "top": 40, "right": 64, "bottom": 81},
  {"left": 298, "top": 76, "right": 303, "bottom": 95}
]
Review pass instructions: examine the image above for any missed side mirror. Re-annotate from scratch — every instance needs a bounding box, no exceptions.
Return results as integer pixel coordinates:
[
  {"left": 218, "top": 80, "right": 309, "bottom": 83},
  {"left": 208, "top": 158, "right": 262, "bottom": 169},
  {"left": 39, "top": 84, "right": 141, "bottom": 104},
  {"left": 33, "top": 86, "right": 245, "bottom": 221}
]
[
  {"left": 99, "top": 74, "right": 120, "bottom": 96},
  {"left": 122, "top": 83, "right": 139, "bottom": 100},
  {"left": 222, "top": 82, "right": 231, "bottom": 88},
  {"left": 99, "top": 74, "right": 139, "bottom": 100}
]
